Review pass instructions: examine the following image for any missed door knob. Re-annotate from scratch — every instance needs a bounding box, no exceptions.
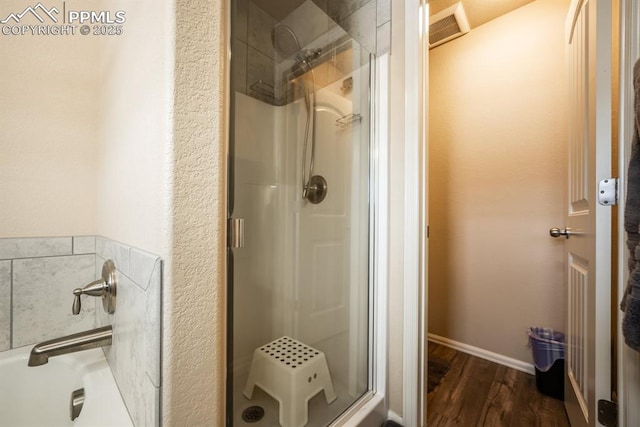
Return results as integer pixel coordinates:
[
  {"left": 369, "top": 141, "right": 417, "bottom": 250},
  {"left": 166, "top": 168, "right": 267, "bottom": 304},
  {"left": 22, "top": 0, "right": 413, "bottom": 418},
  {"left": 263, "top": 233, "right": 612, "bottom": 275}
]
[{"left": 549, "top": 227, "right": 571, "bottom": 239}]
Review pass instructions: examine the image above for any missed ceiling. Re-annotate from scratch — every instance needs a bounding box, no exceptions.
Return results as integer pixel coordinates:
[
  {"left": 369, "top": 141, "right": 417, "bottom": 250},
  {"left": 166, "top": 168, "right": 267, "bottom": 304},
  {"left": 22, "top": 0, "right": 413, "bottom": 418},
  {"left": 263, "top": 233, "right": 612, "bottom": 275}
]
[
  {"left": 251, "top": 0, "right": 536, "bottom": 31},
  {"left": 429, "top": 0, "right": 535, "bottom": 29}
]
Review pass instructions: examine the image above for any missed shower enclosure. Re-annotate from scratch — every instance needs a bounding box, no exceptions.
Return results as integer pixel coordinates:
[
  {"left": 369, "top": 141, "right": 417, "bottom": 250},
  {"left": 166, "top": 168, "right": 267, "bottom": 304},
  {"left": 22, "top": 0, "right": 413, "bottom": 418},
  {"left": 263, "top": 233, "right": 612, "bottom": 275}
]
[{"left": 228, "top": 0, "right": 377, "bottom": 425}]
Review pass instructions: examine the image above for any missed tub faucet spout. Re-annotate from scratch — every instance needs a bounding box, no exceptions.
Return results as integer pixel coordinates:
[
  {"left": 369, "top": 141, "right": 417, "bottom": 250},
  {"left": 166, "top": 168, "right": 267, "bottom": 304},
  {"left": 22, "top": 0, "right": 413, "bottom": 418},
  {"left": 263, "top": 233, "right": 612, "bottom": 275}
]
[{"left": 28, "top": 325, "right": 112, "bottom": 367}]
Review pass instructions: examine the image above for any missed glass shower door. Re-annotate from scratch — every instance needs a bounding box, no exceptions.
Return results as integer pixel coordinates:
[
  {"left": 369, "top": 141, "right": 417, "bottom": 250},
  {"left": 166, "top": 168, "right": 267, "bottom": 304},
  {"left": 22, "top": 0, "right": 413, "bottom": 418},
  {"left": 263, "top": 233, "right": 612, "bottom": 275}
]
[{"left": 229, "top": 1, "right": 373, "bottom": 425}]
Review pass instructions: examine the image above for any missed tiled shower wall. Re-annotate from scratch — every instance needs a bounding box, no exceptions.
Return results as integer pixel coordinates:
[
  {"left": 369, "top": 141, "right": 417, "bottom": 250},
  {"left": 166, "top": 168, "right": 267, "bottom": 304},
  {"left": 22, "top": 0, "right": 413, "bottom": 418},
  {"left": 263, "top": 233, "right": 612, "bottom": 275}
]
[
  {"left": 0, "top": 236, "right": 97, "bottom": 350},
  {"left": 95, "top": 236, "right": 162, "bottom": 427},
  {"left": 0, "top": 236, "right": 162, "bottom": 427},
  {"left": 234, "top": 0, "right": 390, "bottom": 102}
]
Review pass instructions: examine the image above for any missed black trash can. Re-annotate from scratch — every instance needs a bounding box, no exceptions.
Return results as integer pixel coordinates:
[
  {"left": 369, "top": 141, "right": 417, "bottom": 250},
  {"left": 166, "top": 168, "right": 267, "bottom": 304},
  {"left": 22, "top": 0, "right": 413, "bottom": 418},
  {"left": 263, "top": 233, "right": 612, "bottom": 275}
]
[{"left": 527, "top": 327, "right": 565, "bottom": 400}]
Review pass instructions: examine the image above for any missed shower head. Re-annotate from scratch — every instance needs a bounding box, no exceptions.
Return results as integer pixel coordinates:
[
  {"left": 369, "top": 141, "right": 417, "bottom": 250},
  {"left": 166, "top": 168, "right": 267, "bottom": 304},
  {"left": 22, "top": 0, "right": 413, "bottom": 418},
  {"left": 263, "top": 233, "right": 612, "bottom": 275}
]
[
  {"left": 272, "top": 24, "right": 322, "bottom": 79},
  {"left": 271, "top": 24, "right": 301, "bottom": 59}
]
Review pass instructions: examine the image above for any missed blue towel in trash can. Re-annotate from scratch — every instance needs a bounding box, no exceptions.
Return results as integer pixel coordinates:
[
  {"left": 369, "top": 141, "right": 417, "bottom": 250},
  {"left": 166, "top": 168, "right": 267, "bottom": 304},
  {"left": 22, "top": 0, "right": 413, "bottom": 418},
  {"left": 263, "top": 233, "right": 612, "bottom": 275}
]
[{"left": 527, "top": 327, "right": 565, "bottom": 372}]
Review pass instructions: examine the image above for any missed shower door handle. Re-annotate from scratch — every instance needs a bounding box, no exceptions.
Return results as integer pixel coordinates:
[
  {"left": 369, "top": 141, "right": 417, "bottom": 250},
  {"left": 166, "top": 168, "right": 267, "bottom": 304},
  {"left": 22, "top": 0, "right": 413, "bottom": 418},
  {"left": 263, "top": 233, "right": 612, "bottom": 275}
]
[{"left": 228, "top": 218, "right": 245, "bottom": 248}]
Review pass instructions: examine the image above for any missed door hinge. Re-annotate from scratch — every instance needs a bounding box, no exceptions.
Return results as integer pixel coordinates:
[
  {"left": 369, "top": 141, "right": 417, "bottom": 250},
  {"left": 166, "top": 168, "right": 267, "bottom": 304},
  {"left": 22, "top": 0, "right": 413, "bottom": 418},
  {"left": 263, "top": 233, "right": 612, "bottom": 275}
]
[
  {"left": 228, "top": 218, "right": 245, "bottom": 248},
  {"left": 597, "top": 399, "right": 618, "bottom": 427},
  {"left": 598, "top": 178, "right": 619, "bottom": 206}
]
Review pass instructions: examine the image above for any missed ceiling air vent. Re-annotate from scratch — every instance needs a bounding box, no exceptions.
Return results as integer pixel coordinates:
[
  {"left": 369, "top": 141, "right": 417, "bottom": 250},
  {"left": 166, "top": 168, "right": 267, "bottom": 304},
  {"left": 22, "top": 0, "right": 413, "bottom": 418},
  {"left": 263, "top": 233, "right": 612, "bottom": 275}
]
[{"left": 429, "top": 2, "right": 470, "bottom": 49}]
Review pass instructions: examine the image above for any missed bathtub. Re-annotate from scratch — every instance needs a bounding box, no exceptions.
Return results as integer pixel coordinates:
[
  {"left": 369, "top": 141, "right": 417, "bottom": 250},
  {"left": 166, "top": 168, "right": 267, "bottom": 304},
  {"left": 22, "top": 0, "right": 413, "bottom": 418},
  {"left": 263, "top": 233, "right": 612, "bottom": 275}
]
[{"left": 0, "top": 345, "right": 133, "bottom": 427}]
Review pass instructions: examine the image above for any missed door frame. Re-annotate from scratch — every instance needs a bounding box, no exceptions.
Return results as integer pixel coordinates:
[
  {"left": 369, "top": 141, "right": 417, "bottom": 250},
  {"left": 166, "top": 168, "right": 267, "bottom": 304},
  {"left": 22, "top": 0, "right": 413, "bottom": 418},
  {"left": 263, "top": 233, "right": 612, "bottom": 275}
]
[
  {"left": 394, "top": 0, "right": 429, "bottom": 425},
  {"left": 389, "top": 0, "right": 429, "bottom": 427}
]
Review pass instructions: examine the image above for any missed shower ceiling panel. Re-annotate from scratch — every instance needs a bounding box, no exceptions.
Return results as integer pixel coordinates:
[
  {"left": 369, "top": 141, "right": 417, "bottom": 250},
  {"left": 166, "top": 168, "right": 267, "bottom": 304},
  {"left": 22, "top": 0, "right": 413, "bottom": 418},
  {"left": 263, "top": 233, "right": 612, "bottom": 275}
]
[{"left": 251, "top": 0, "right": 306, "bottom": 21}]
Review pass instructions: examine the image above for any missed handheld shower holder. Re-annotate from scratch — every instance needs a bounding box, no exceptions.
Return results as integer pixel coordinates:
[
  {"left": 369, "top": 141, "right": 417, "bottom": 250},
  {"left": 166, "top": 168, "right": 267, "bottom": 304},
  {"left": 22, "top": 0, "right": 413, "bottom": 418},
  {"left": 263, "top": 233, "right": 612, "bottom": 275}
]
[{"left": 72, "top": 260, "right": 117, "bottom": 315}]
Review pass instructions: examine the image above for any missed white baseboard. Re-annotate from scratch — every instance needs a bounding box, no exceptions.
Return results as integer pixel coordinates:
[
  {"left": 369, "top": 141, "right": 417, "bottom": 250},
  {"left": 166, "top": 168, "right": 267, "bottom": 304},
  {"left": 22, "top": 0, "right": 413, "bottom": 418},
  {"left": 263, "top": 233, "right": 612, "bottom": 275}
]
[
  {"left": 387, "top": 410, "right": 403, "bottom": 424},
  {"left": 428, "top": 333, "right": 535, "bottom": 375}
]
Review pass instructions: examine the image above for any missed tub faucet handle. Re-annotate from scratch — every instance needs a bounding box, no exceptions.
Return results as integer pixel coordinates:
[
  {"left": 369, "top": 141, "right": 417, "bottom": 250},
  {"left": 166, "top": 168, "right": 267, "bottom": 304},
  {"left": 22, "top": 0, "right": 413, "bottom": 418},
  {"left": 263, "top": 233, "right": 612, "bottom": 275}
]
[
  {"left": 72, "top": 260, "right": 117, "bottom": 315},
  {"left": 72, "top": 279, "right": 107, "bottom": 314}
]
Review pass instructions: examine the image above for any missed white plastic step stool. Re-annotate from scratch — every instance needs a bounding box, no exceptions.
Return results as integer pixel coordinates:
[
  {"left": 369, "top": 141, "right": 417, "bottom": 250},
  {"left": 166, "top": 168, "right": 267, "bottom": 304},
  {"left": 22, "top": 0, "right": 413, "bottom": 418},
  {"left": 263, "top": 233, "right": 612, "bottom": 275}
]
[{"left": 243, "top": 336, "right": 337, "bottom": 427}]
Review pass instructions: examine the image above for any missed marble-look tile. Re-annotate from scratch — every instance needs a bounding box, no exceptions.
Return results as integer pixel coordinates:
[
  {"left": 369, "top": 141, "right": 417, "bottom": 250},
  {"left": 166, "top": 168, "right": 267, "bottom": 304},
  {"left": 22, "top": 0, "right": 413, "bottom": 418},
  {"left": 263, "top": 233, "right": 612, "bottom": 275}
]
[
  {"left": 377, "top": 0, "right": 391, "bottom": 26},
  {"left": 235, "top": 0, "right": 249, "bottom": 43},
  {"left": 339, "top": 0, "right": 376, "bottom": 55},
  {"left": 247, "top": 46, "right": 276, "bottom": 100},
  {"left": 0, "top": 237, "right": 72, "bottom": 260},
  {"left": 12, "top": 255, "right": 96, "bottom": 347},
  {"left": 95, "top": 236, "right": 130, "bottom": 277},
  {"left": 233, "top": 40, "right": 248, "bottom": 95},
  {"left": 107, "top": 272, "right": 161, "bottom": 427},
  {"left": 327, "top": 0, "right": 372, "bottom": 23},
  {"left": 248, "top": 1, "right": 277, "bottom": 59},
  {"left": 145, "top": 261, "right": 162, "bottom": 387},
  {"left": 138, "top": 377, "right": 160, "bottom": 427},
  {"left": 145, "top": 382, "right": 160, "bottom": 427},
  {"left": 0, "top": 261, "right": 10, "bottom": 351},
  {"left": 130, "top": 248, "right": 161, "bottom": 291},
  {"left": 376, "top": 20, "right": 391, "bottom": 55},
  {"left": 73, "top": 236, "right": 96, "bottom": 255}
]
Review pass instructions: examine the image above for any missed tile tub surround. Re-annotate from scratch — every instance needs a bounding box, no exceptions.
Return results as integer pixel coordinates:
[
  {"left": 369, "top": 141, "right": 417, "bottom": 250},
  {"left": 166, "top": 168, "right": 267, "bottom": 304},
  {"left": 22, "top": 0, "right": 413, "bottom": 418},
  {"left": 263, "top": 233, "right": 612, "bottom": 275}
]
[
  {"left": 95, "top": 236, "right": 162, "bottom": 427},
  {"left": 0, "top": 236, "right": 163, "bottom": 427},
  {"left": 13, "top": 254, "right": 96, "bottom": 347},
  {"left": 0, "top": 262, "right": 10, "bottom": 351},
  {"left": 0, "top": 236, "right": 98, "bottom": 351}
]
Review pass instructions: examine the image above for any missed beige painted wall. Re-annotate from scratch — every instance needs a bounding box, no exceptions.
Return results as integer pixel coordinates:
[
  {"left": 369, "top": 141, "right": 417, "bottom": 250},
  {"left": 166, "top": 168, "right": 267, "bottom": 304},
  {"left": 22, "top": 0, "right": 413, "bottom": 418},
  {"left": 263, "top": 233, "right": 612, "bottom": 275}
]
[
  {"left": 97, "top": 0, "right": 172, "bottom": 257},
  {"left": 428, "top": 0, "right": 569, "bottom": 364},
  {"left": 0, "top": 3, "right": 99, "bottom": 238},
  {"left": 0, "top": 0, "right": 170, "bottom": 253},
  {"left": 0, "top": 0, "right": 226, "bottom": 423}
]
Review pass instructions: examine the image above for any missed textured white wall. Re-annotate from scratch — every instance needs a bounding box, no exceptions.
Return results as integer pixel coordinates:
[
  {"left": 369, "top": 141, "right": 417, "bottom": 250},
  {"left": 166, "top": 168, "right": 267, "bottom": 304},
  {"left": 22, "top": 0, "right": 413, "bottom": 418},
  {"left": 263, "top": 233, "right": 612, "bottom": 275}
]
[
  {"left": 0, "top": 22, "right": 99, "bottom": 238},
  {"left": 163, "top": 0, "right": 227, "bottom": 425},
  {"left": 428, "top": 0, "right": 569, "bottom": 363},
  {"left": 96, "top": 0, "right": 172, "bottom": 257},
  {"left": 96, "top": 0, "right": 226, "bottom": 423}
]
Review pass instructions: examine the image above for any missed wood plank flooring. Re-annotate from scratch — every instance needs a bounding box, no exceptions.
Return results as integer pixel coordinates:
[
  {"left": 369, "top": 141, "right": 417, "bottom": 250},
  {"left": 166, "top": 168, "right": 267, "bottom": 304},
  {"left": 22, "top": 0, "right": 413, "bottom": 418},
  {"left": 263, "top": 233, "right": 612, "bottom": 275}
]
[{"left": 427, "top": 342, "right": 570, "bottom": 426}]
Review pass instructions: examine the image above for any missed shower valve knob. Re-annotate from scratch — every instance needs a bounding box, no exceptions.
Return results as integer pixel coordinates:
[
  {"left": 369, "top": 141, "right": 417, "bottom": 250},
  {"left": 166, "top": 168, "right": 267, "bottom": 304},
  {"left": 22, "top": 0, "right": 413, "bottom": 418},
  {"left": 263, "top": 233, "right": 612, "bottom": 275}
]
[
  {"left": 72, "top": 281, "right": 106, "bottom": 315},
  {"left": 305, "top": 175, "right": 328, "bottom": 205},
  {"left": 71, "top": 260, "right": 117, "bottom": 315}
]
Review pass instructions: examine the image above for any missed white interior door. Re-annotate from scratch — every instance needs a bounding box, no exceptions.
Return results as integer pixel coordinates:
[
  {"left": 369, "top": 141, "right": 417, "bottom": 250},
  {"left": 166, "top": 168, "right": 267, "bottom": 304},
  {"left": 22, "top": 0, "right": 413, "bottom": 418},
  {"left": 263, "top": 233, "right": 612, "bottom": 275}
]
[{"left": 564, "top": 0, "right": 612, "bottom": 425}]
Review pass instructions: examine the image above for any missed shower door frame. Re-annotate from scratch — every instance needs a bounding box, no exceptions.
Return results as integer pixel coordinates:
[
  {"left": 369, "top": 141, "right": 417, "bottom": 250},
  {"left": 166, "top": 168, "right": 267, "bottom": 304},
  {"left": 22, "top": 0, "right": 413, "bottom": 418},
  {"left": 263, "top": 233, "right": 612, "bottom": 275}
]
[
  {"left": 327, "top": 52, "right": 389, "bottom": 426},
  {"left": 224, "top": 1, "right": 390, "bottom": 425}
]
